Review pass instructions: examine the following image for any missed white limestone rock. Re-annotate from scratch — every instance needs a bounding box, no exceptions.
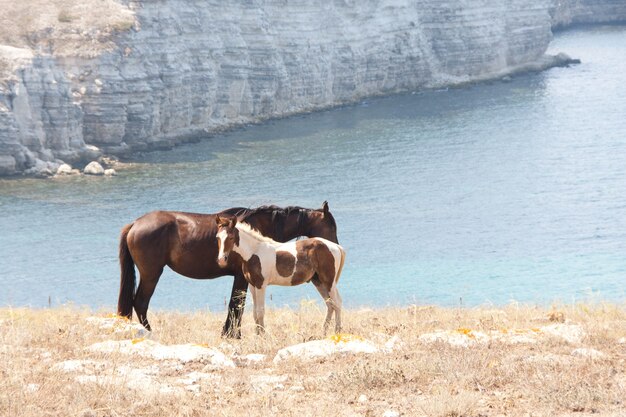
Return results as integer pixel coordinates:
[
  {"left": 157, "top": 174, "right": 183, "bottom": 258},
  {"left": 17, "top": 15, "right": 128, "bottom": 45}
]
[
  {"left": 87, "top": 339, "right": 235, "bottom": 368},
  {"left": 85, "top": 316, "right": 148, "bottom": 338},
  {"left": 419, "top": 329, "right": 490, "bottom": 347},
  {"left": 540, "top": 323, "right": 585, "bottom": 344},
  {"left": 56, "top": 163, "right": 74, "bottom": 175},
  {"left": 232, "top": 353, "right": 267, "bottom": 367},
  {"left": 571, "top": 348, "right": 606, "bottom": 359},
  {"left": 83, "top": 161, "right": 104, "bottom": 175},
  {"left": 273, "top": 335, "right": 378, "bottom": 363},
  {"left": 104, "top": 168, "right": 117, "bottom": 176}
]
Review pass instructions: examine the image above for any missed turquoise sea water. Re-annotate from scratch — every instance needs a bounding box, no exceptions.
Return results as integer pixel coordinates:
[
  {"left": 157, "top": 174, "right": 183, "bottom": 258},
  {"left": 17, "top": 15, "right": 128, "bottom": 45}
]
[{"left": 1, "top": 25, "right": 625, "bottom": 311}]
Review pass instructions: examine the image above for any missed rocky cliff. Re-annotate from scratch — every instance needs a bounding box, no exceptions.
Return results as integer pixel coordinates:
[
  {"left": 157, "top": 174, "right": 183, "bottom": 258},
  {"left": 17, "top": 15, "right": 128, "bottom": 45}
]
[
  {"left": 0, "top": 0, "right": 611, "bottom": 175},
  {"left": 551, "top": 0, "right": 626, "bottom": 30}
]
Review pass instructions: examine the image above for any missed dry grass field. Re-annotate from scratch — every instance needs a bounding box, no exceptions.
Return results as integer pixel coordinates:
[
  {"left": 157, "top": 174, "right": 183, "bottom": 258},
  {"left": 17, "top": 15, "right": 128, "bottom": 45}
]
[
  {"left": 1, "top": 303, "right": 625, "bottom": 417},
  {"left": 0, "top": 0, "right": 134, "bottom": 59}
]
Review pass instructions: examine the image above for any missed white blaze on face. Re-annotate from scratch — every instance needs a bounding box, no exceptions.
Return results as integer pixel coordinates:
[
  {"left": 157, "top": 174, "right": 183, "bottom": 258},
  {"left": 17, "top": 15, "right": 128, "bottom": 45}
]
[{"left": 217, "top": 229, "right": 227, "bottom": 262}]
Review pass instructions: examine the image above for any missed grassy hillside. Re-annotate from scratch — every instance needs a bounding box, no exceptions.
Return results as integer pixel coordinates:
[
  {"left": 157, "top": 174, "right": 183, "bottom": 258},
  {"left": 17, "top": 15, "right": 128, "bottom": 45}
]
[{"left": 1, "top": 303, "right": 625, "bottom": 416}]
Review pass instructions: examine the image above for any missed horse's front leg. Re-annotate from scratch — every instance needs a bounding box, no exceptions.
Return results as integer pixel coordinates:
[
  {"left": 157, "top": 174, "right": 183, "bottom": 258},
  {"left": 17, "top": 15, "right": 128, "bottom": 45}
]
[
  {"left": 250, "top": 286, "right": 266, "bottom": 335},
  {"left": 222, "top": 273, "right": 249, "bottom": 339}
]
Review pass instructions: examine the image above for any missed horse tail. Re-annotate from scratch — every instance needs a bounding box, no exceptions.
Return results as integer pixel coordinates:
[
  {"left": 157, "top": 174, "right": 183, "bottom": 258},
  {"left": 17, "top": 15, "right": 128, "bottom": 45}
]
[
  {"left": 117, "top": 223, "right": 136, "bottom": 319},
  {"left": 335, "top": 245, "right": 346, "bottom": 284}
]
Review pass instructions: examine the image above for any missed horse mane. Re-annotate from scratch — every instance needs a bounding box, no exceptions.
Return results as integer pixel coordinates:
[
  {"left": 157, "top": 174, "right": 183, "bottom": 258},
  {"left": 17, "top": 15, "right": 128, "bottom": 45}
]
[
  {"left": 236, "top": 221, "right": 280, "bottom": 245},
  {"left": 220, "top": 205, "right": 336, "bottom": 241},
  {"left": 223, "top": 205, "right": 313, "bottom": 221}
]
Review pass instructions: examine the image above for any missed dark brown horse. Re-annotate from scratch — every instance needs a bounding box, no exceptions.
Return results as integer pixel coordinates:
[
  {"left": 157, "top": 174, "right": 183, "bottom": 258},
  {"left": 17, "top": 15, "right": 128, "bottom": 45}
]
[{"left": 117, "top": 202, "right": 338, "bottom": 337}]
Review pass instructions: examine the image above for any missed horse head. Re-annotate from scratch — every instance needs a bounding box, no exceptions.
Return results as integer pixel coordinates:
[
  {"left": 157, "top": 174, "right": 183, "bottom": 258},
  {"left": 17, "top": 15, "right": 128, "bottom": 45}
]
[
  {"left": 303, "top": 201, "right": 339, "bottom": 243},
  {"left": 215, "top": 215, "right": 239, "bottom": 268}
]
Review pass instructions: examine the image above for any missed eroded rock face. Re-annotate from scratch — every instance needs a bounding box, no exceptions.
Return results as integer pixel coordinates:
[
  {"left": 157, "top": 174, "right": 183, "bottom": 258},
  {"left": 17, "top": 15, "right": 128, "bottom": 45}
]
[
  {"left": 0, "top": 0, "right": 623, "bottom": 175},
  {"left": 551, "top": 0, "right": 626, "bottom": 30}
]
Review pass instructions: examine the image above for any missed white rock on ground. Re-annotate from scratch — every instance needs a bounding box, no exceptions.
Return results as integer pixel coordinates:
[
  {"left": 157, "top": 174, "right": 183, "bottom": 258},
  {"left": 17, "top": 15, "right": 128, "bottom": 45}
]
[
  {"left": 383, "top": 335, "right": 404, "bottom": 352},
  {"left": 250, "top": 374, "right": 289, "bottom": 392},
  {"left": 176, "top": 371, "right": 221, "bottom": 394},
  {"left": 273, "top": 335, "right": 379, "bottom": 363},
  {"left": 53, "top": 359, "right": 107, "bottom": 373},
  {"left": 232, "top": 353, "right": 267, "bottom": 367},
  {"left": 419, "top": 324, "right": 585, "bottom": 347},
  {"left": 83, "top": 161, "right": 104, "bottom": 175},
  {"left": 53, "top": 358, "right": 180, "bottom": 395},
  {"left": 540, "top": 323, "right": 585, "bottom": 344},
  {"left": 419, "top": 329, "right": 490, "bottom": 347},
  {"left": 571, "top": 348, "right": 606, "bottom": 359},
  {"left": 76, "top": 364, "right": 180, "bottom": 395},
  {"left": 382, "top": 410, "right": 400, "bottom": 417},
  {"left": 87, "top": 339, "right": 235, "bottom": 368},
  {"left": 25, "top": 384, "right": 40, "bottom": 393},
  {"left": 85, "top": 316, "right": 148, "bottom": 338},
  {"left": 104, "top": 168, "right": 117, "bottom": 176},
  {"left": 618, "top": 337, "right": 626, "bottom": 345}
]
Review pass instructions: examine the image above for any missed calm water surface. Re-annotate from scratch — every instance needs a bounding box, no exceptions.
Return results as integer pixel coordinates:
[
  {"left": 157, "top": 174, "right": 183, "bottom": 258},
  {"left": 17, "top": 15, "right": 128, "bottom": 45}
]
[{"left": 1, "top": 26, "right": 625, "bottom": 311}]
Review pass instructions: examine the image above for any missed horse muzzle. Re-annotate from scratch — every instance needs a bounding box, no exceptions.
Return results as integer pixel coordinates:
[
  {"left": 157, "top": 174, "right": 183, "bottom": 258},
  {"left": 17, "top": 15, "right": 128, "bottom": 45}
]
[{"left": 217, "top": 255, "right": 228, "bottom": 267}]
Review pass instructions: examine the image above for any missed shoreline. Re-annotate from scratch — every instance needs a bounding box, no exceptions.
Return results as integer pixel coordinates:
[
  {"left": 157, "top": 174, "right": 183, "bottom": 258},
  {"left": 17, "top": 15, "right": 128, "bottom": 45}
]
[
  {"left": 0, "top": 51, "right": 581, "bottom": 180},
  {"left": 1, "top": 0, "right": 595, "bottom": 177}
]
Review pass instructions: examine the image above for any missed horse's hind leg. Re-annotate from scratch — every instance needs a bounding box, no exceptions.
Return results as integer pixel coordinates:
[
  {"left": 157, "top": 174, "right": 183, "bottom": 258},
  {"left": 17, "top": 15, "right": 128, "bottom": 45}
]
[
  {"left": 250, "top": 286, "right": 266, "bottom": 335},
  {"left": 329, "top": 286, "right": 342, "bottom": 333},
  {"left": 313, "top": 279, "right": 334, "bottom": 334},
  {"left": 133, "top": 267, "right": 163, "bottom": 331}
]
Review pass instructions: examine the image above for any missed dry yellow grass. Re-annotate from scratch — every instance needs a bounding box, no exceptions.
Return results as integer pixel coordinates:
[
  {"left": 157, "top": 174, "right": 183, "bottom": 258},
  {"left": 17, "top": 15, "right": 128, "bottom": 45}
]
[
  {"left": 1, "top": 302, "right": 625, "bottom": 417},
  {"left": 0, "top": 0, "right": 134, "bottom": 58}
]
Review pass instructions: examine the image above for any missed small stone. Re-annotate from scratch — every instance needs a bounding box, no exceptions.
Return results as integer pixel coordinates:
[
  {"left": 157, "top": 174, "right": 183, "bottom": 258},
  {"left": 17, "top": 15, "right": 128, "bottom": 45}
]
[
  {"left": 26, "top": 383, "right": 40, "bottom": 392},
  {"left": 94, "top": 79, "right": 103, "bottom": 87},
  {"left": 382, "top": 410, "right": 400, "bottom": 417},
  {"left": 83, "top": 161, "right": 104, "bottom": 175},
  {"left": 358, "top": 394, "right": 368, "bottom": 403},
  {"left": 104, "top": 168, "right": 117, "bottom": 176}
]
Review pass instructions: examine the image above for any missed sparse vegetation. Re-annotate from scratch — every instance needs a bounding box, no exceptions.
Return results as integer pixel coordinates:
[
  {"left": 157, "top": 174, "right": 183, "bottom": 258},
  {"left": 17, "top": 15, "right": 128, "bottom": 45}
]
[
  {"left": 1, "top": 303, "right": 624, "bottom": 416},
  {"left": 0, "top": 0, "right": 135, "bottom": 58},
  {"left": 57, "top": 9, "right": 73, "bottom": 23}
]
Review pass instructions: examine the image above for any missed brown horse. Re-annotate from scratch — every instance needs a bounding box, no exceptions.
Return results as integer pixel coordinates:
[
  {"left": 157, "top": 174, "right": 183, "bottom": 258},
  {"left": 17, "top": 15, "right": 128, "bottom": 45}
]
[
  {"left": 117, "top": 202, "right": 338, "bottom": 337},
  {"left": 216, "top": 216, "right": 346, "bottom": 334}
]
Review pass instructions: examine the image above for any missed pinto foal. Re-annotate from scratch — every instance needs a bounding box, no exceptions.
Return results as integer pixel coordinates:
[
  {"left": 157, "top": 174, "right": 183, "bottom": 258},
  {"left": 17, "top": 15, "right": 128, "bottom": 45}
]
[{"left": 216, "top": 216, "right": 346, "bottom": 334}]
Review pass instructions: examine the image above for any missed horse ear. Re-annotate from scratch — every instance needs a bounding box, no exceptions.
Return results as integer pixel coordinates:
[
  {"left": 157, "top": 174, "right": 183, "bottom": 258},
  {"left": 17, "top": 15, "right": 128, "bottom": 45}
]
[
  {"left": 322, "top": 201, "right": 329, "bottom": 216},
  {"left": 215, "top": 215, "right": 222, "bottom": 225},
  {"left": 229, "top": 217, "right": 237, "bottom": 228}
]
